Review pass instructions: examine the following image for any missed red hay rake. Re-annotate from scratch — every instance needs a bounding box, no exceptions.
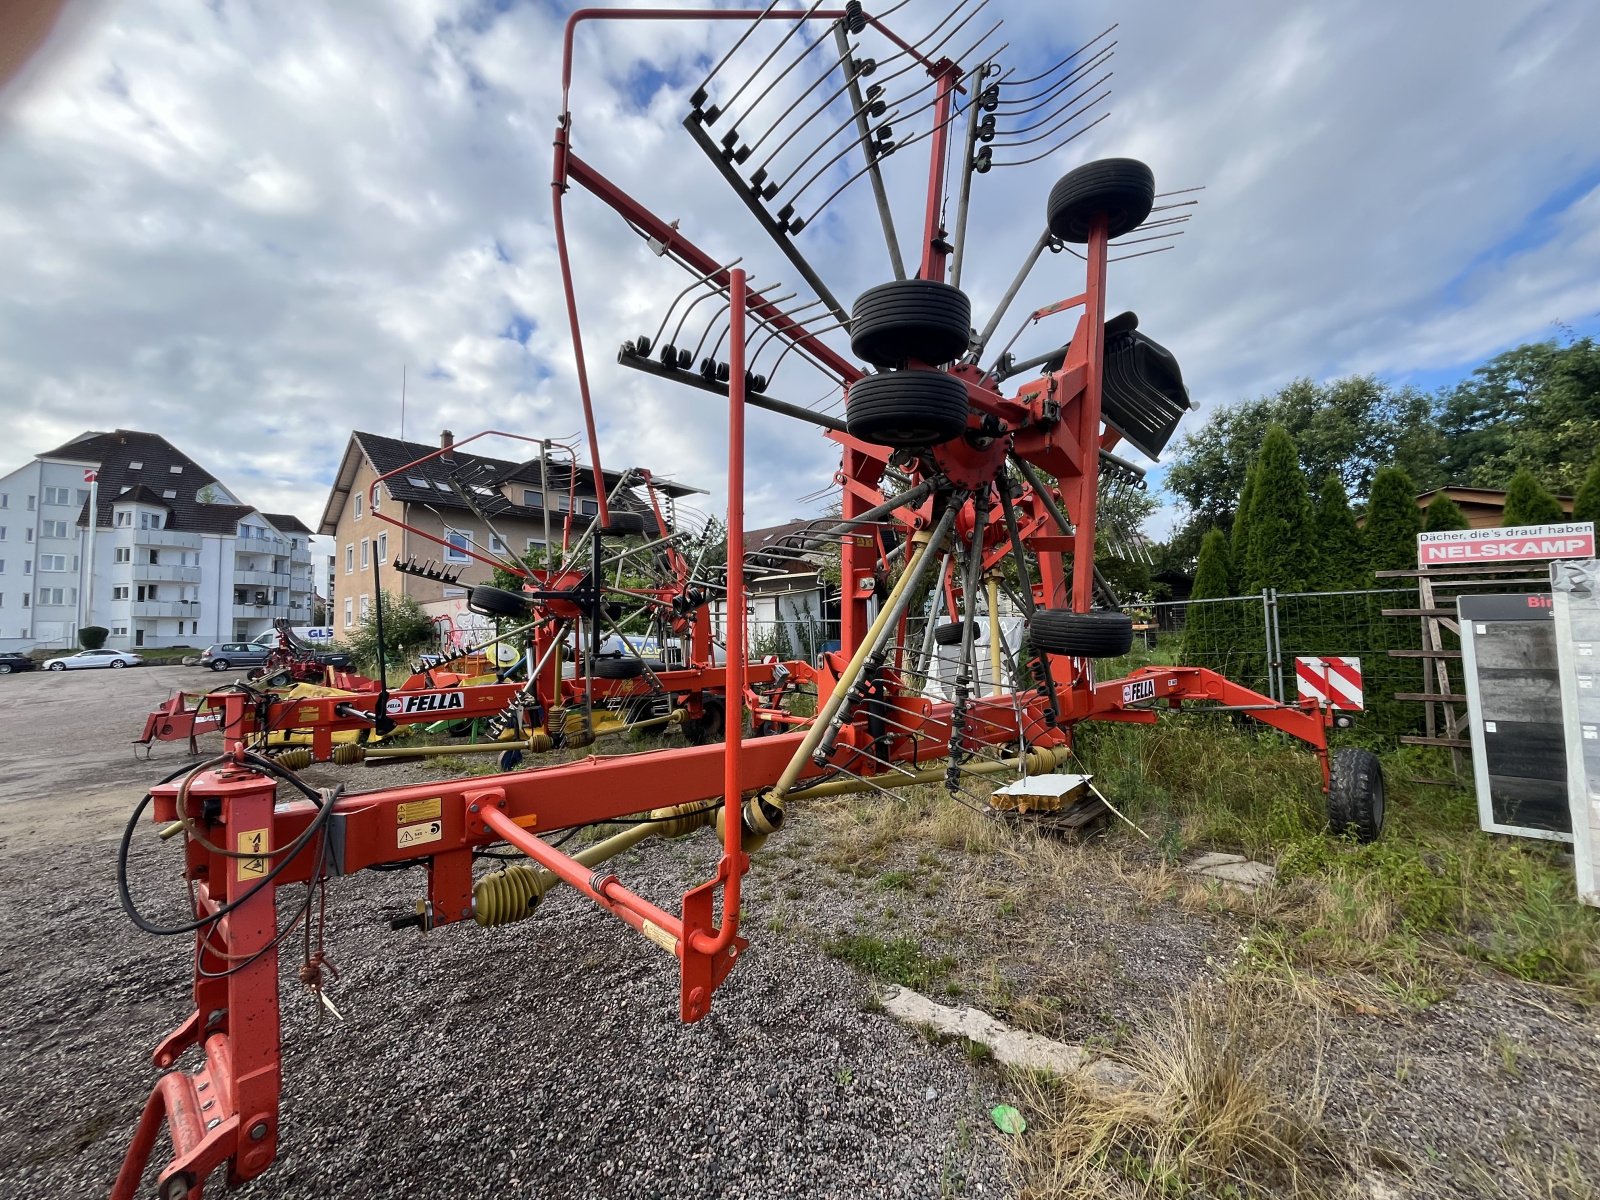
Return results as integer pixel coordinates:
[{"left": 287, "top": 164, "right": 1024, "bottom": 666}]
[{"left": 111, "top": 5, "right": 1376, "bottom": 1196}]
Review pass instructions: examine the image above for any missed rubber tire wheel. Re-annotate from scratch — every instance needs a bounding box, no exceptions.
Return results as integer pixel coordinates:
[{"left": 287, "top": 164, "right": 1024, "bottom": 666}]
[
  {"left": 1029, "top": 609, "right": 1135, "bottom": 658},
  {"left": 110, "top": 659, "right": 127, "bottom": 668},
  {"left": 850, "top": 279, "right": 972, "bottom": 368},
  {"left": 1328, "top": 748, "right": 1385, "bottom": 843},
  {"left": 846, "top": 370, "right": 970, "bottom": 448},
  {"left": 593, "top": 656, "right": 645, "bottom": 680},
  {"left": 1047, "top": 158, "right": 1156, "bottom": 244},
  {"left": 600, "top": 511, "right": 648, "bottom": 536},
  {"left": 49, "top": 662, "right": 65, "bottom": 670},
  {"left": 497, "top": 748, "right": 524, "bottom": 772},
  {"left": 682, "top": 696, "right": 726, "bottom": 745},
  {"left": 265, "top": 672, "right": 294, "bottom": 688},
  {"left": 0, "top": 664, "right": 11, "bottom": 674},
  {"left": 469, "top": 585, "right": 531, "bottom": 619},
  {"left": 932, "top": 621, "right": 966, "bottom": 647},
  {"left": 210, "top": 660, "right": 230, "bottom": 671}
]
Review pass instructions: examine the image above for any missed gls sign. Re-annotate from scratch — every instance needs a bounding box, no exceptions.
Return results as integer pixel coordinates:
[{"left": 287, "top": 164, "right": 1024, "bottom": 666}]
[{"left": 386, "top": 692, "right": 468, "bottom": 716}]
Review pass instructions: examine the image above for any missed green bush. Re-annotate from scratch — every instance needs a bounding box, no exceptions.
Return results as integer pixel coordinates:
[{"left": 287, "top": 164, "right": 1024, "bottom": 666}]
[
  {"left": 78, "top": 625, "right": 109, "bottom": 650},
  {"left": 1500, "top": 465, "right": 1564, "bottom": 527}
]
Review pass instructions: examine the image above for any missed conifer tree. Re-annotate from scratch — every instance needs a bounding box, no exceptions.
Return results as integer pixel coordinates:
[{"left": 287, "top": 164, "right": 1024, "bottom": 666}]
[
  {"left": 1239, "top": 425, "right": 1315, "bottom": 593},
  {"left": 1183, "top": 529, "right": 1239, "bottom": 676},
  {"left": 1422, "top": 495, "right": 1469, "bottom": 532},
  {"left": 1574, "top": 455, "right": 1600, "bottom": 526},
  {"left": 1310, "top": 472, "right": 1364, "bottom": 589},
  {"left": 1500, "top": 466, "right": 1564, "bottom": 527},
  {"left": 1363, "top": 466, "right": 1421, "bottom": 576}
]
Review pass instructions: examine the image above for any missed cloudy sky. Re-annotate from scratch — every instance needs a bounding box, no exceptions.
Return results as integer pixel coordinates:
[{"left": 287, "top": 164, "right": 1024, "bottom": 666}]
[{"left": 2, "top": 0, "right": 1597, "bottom": 546}]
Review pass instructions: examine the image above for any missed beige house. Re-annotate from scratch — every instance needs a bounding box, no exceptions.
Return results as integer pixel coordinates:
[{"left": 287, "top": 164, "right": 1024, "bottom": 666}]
[{"left": 318, "top": 430, "right": 701, "bottom": 636}]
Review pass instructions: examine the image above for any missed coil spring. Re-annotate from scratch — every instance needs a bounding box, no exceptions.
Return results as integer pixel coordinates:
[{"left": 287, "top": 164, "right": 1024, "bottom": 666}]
[
  {"left": 473, "top": 864, "right": 550, "bottom": 926},
  {"left": 332, "top": 742, "right": 366, "bottom": 765},
  {"left": 271, "top": 747, "right": 315, "bottom": 771}
]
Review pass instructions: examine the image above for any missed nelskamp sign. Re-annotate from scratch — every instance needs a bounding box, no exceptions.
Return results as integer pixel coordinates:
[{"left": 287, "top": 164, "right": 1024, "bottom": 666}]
[{"left": 1418, "top": 522, "right": 1595, "bottom": 567}]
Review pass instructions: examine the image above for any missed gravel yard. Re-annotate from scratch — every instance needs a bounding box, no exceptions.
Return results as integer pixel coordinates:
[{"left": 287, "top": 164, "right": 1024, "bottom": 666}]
[{"left": 1, "top": 668, "right": 1597, "bottom": 1198}]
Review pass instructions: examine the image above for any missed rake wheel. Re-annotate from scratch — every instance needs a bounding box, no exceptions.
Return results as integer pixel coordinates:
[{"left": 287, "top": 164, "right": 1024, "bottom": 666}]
[
  {"left": 845, "top": 370, "right": 970, "bottom": 448},
  {"left": 1047, "top": 157, "right": 1155, "bottom": 243}
]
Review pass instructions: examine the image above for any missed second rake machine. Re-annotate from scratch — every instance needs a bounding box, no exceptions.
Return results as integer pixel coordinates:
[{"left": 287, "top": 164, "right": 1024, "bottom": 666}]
[{"left": 112, "top": 4, "right": 1383, "bottom": 1196}]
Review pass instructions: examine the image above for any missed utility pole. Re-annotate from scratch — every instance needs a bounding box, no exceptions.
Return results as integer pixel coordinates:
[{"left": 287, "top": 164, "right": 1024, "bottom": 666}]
[{"left": 83, "top": 467, "right": 99, "bottom": 636}]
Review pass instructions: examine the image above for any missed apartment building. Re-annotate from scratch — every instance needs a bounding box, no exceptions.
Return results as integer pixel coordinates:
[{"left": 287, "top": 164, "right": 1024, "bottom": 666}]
[
  {"left": 318, "top": 430, "right": 703, "bottom": 635},
  {"left": 0, "top": 430, "right": 315, "bottom": 651}
]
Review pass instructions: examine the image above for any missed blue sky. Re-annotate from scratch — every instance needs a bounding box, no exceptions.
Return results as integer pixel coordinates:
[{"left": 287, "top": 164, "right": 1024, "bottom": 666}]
[{"left": 1, "top": 0, "right": 1597, "bottom": 550}]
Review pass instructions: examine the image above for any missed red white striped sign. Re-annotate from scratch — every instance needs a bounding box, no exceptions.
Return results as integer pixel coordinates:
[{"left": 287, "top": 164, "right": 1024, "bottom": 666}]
[{"left": 1295, "top": 656, "right": 1363, "bottom": 711}]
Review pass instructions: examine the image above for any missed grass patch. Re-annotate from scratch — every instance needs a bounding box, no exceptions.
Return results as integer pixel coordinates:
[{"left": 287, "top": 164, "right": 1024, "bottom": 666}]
[{"left": 824, "top": 932, "right": 957, "bottom": 991}]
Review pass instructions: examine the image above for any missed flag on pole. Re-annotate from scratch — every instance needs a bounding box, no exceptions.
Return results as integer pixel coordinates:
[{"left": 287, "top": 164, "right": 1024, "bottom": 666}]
[{"left": 84, "top": 468, "right": 97, "bottom": 483}]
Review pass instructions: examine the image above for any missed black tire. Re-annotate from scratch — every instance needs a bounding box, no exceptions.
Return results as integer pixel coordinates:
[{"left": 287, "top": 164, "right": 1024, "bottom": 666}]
[
  {"left": 850, "top": 279, "right": 972, "bottom": 368},
  {"left": 600, "top": 511, "right": 649, "bottom": 536},
  {"left": 932, "top": 621, "right": 965, "bottom": 646},
  {"left": 469, "top": 585, "right": 530, "bottom": 619},
  {"left": 1047, "top": 158, "right": 1155, "bottom": 244},
  {"left": 265, "top": 672, "right": 294, "bottom": 688},
  {"left": 0, "top": 664, "right": 12, "bottom": 675},
  {"left": 593, "top": 656, "right": 645, "bottom": 680},
  {"left": 49, "top": 662, "right": 66, "bottom": 671},
  {"left": 682, "top": 696, "right": 726, "bottom": 745},
  {"left": 846, "top": 370, "right": 969, "bottom": 448},
  {"left": 497, "top": 748, "right": 525, "bottom": 772},
  {"left": 1328, "top": 748, "right": 1385, "bottom": 843},
  {"left": 210, "top": 660, "right": 230, "bottom": 672},
  {"left": 1029, "top": 609, "right": 1134, "bottom": 658},
  {"left": 110, "top": 659, "right": 127, "bottom": 669}
]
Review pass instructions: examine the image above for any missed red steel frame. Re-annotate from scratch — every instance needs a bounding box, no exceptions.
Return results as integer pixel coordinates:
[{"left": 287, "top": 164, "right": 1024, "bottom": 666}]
[{"left": 112, "top": 9, "right": 1335, "bottom": 1196}]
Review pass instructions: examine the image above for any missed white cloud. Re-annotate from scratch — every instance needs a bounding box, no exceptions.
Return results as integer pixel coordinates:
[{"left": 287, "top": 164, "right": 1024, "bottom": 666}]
[{"left": 0, "top": 0, "right": 1596, "bottom": 546}]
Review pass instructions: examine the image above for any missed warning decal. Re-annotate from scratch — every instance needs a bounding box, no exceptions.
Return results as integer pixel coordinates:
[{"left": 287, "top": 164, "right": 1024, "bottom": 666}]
[
  {"left": 396, "top": 797, "right": 442, "bottom": 825},
  {"left": 237, "top": 828, "right": 270, "bottom": 879},
  {"left": 398, "top": 820, "right": 444, "bottom": 849},
  {"left": 1294, "top": 656, "right": 1364, "bottom": 711}
]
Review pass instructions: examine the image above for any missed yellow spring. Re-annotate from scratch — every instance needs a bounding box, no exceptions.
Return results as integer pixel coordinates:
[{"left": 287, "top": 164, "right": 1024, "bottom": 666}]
[
  {"left": 272, "top": 748, "right": 315, "bottom": 771},
  {"left": 332, "top": 742, "right": 367, "bottom": 765},
  {"left": 473, "top": 864, "right": 550, "bottom": 926},
  {"left": 564, "top": 728, "right": 595, "bottom": 750},
  {"left": 648, "top": 800, "right": 718, "bottom": 840}
]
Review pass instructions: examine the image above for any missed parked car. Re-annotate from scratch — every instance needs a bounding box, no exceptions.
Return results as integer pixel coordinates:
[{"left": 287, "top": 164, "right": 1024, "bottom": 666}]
[
  {"left": 199, "top": 642, "right": 272, "bottom": 671},
  {"left": 45, "top": 649, "right": 144, "bottom": 671},
  {"left": 0, "top": 651, "right": 37, "bottom": 674}
]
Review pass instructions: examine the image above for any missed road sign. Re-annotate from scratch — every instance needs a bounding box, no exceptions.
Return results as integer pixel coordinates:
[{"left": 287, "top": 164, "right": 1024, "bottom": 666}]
[
  {"left": 1294, "top": 656, "right": 1363, "bottom": 710},
  {"left": 1418, "top": 522, "right": 1595, "bottom": 567}
]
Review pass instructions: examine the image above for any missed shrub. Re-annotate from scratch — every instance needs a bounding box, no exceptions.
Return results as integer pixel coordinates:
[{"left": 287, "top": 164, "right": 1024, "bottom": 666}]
[{"left": 78, "top": 625, "right": 109, "bottom": 650}]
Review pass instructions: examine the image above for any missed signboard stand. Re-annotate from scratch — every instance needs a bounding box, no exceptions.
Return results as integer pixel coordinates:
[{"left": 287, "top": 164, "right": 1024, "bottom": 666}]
[{"left": 1551, "top": 559, "right": 1600, "bottom": 907}]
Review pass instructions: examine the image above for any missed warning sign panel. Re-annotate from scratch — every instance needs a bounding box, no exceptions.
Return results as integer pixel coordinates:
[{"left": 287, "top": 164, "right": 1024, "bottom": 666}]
[
  {"left": 397, "top": 797, "right": 442, "bottom": 825},
  {"left": 1294, "top": 656, "right": 1364, "bottom": 711},
  {"left": 398, "top": 820, "right": 444, "bottom": 849},
  {"left": 1418, "top": 522, "right": 1594, "bottom": 567},
  {"left": 236, "top": 828, "right": 270, "bottom": 879}
]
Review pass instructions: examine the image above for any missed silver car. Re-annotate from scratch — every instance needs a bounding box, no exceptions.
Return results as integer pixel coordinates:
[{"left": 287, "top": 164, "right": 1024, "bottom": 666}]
[{"left": 45, "top": 648, "right": 144, "bottom": 671}]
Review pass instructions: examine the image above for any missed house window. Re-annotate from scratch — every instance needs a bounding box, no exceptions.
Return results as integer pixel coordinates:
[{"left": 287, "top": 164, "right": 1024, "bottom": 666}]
[
  {"left": 169, "top": 465, "right": 183, "bottom": 474},
  {"left": 140, "top": 512, "right": 162, "bottom": 529},
  {"left": 43, "top": 486, "right": 72, "bottom": 505},
  {"left": 376, "top": 532, "right": 387, "bottom": 562},
  {"left": 38, "top": 587, "right": 67, "bottom": 605},
  {"left": 23, "top": 560, "right": 31, "bottom": 575},
  {"left": 353, "top": 494, "right": 363, "bottom": 520},
  {"left": 580, "top": 499, "right": 598, "bottom": 516},
  {"left": 147, "top": 549, "right": 159, "bottom": 565},
  {"left": 113, "top": 625, "right": 128, "bottom": 636},
  {"left": 555, "top": 494, "right": 572, "bottom": 512},
  {"left": 114, "top": 547, "right": 131, "bottom": 563},
  {"left": 522, "top": 489, "right": 542, "bottom": 507},
  {"left": 41, "top": 520, "right": 68, "bottom": 538},
  {"left": 21, "top": 593, "right": 28, "bottom": 607},
  {"left": 344, "top": 598, "right": 353, "bottom": 628},
  {"left": 359, "top": 594, "right": 370, "bottom": 621},
  {"left": 25, "top": 529, "right": 32, "bottom": 542},
  {"left": 0, "top": 527, "right": 5, "bottom": 540},
  {"left": 371, "top": 489, "right": 381, "bottom": 513},
  {"left": 162, "top": 489, "right": 177, "bottom": 499},
  {"left": 345, "top": 544, "right": 354, "bottom": 573},
  {"left": 489, "top": 534, "right": 507, "bottom": 554},
  {"left": 76, "top": 489, "right": 88, "bottom": 505},
  {"left": 444, "top": 529, "right": 471, "bottom": 562},
  {"left": 360, "top": 539, "right": 369, "bottom": 569},
  {"left": 525, "top": 538, "right": 545, "bottom": 555},
  {"left": 0, "top": 494, "right": 6, "bottom": 508},
  {"left": 27, "top": 495, "right": 35, "bottom": 510},
  {"left": 137, "top": 585, "right": 159, "bottom": 601},
  {"left": 39, "top": 554, "right": 67, "bottom": 572},
  {"left": 115, "top": 511, "right": 132, "bottom": 527},
  {"left": 113, "top": 586, "right": 130, "bottom": 600},
  {"left": 129, "top": 461, "right": 143, "bottom": 470}
]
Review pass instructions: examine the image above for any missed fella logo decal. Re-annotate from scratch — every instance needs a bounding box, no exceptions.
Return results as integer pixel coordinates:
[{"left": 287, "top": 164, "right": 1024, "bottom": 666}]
[
  {"left": 1121, "top": 679, "right": 1156, "bottom": 705},
  {"left": 386, "top": 691, "right": 468, "bottom": 716}
]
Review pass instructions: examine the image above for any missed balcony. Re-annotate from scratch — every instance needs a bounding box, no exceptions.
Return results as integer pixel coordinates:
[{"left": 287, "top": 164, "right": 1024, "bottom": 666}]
[
  {"left": 234, "top": 603, "right": 290, "bottom": 620},
  {"left": 131, "top": 563, "right": 201, "bottom": 584},
  {"left": 132, "top": 528, "right": 201, "bottom": 550},
  {"left": 131, "top": 601, "right": 200, "bottom": 619},
  {"left": 235, "top": 568, "right": 289, "bottom": 587}
]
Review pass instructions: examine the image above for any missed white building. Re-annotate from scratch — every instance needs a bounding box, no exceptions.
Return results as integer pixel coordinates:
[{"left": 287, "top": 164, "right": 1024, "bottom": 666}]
[{"left": 0, "top": 430, "right": 315, "bottom": 652}]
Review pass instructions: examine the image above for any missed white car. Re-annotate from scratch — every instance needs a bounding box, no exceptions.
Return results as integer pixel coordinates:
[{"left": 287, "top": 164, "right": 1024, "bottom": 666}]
[{"left": 45, "top": 648, "right": 144, "bottom": 671}]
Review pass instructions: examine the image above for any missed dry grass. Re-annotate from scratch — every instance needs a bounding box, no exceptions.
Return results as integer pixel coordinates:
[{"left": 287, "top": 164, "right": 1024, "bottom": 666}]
[{"left": 1007, "top": 981, "right": 1361, "bottom": 1199}]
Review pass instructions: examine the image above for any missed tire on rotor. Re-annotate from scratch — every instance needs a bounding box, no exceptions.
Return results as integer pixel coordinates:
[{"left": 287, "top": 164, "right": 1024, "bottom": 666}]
[
  {"left": 932, "top": 621, "right": 966, "bottom": 646},
  {"left": 1327, "top": 747, "right": 1385, "bottom": 843},
  {"left": 845, "top": 370, "right": 970, "bottom": 449},
  {"left": 681, "top": 695, "right": 726, "bottom": 745},
  {"left": 469, "top": 585, "right": 531, "bottom": 619},
  {"left": 600, "top": 511, "right": 649, "bottom": 536},
  {"left": 1028, "top": 609, "right": 1135, "bottom": 658},
  {"left": 593, "top": 656, "right": 645, "bottom": 680},
  {"left": 1046, "top": 157, "right": 1156, "bottom": 244},
  {"left": 849, "top": 279, "right": 972, "bottom": 368}
]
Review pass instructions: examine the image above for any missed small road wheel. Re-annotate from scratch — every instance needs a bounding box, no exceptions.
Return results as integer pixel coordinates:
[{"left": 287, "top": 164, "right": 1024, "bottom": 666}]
[
  {"left": 932, "top": 621, "right": 966, "bottom": 646},
  {"left": 1328, "top": 748, "right": 1385, "bottom": 842},
  {"left": 497, "top": 748, "right": 525, "bottom": 772},
  {"left": 593, "top": 656, "right": 645, "bottom": 680},
  {"left": 681, "top": 696, "right": 726, "bottom": 745},
  {"left": 0, "top": 664, "right": 13, "bottom": 674},
  {"left": 1029, "top": 609, "right": 1134, "bottom": 658},
  {"left": 850, "top": 279, "right": 972, "bottom": 368},
  {"left": 49, "top": 662, "right": 66, "bottom": 671},
  {"left": 1047, "top": 157, "right": 1156, "bottom": 244},
  {"left": 469, "top": 585, "right": 531, "bottom": 619},
  {"left": 110, "top": 659, "right": 127, "bottom": 668},
  {"left": 846, "top": 370, "right": 969, "bottom": 448}
]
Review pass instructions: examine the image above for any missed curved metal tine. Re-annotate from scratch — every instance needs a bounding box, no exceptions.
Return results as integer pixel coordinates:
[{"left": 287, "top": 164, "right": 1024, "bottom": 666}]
[
  {"left": 761, "top": 311, "right": 854, "bottom": 380},
  {"left": 742, "top": 34, "right": 860, "bottom": 162},
  {"left": 684, "top": 278, "right": 768, "bottom": 362},
  {"left": 1109, "top": 230, "right": 1185, "bottom": 249},
  {"left": 653, "top": 259, "right": 742, "bottom": 350},
  {"left": 748, "top": 297, "right": 830, "bottom": 370},
  {"left": 990, "top": 109, "right": 1110, "bottom": 169},
  {"left": 670, "top": 280, "right": 736, "bottom": 350},
  {"left": 988, "top": 84, "right": 1111, "bottom": 150},
  {"left": 994, "top": 68, "right": 1111, "bottom": 139},
  {"left": 720, "top": 0, "right": 833, "bottom": 127},
  {"left": 711, "top": 290, "right": 798, "bottom": 361},
  {"left": 1108, "top": 245, "right": 1176, "bottom": 264},
  {"left": 756, "top": 0, "right": 987, "bottom": 178},
  {"left": 992, "top": 40, "right": 1114, "bottom": 109},
  {"left": 693, "top": 0, "right": 788, "bottom": 112},
  {"left": 795, "top": 45, "right": 1010, "bottom": 224}
]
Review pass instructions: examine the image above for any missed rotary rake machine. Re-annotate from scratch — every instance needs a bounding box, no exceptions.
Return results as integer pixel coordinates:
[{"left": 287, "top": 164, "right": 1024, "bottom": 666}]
[{"left": 112, "top": 4, "right": 1381, "bottom": 1196}]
